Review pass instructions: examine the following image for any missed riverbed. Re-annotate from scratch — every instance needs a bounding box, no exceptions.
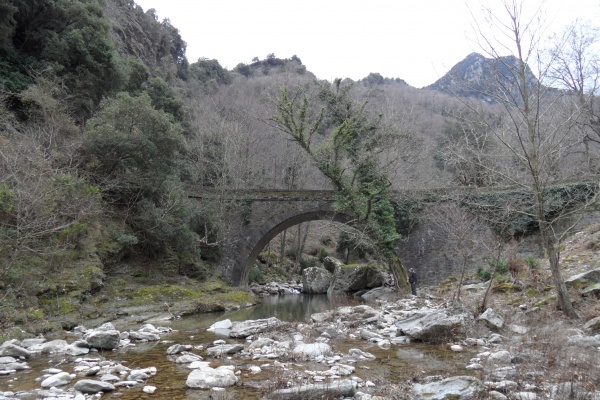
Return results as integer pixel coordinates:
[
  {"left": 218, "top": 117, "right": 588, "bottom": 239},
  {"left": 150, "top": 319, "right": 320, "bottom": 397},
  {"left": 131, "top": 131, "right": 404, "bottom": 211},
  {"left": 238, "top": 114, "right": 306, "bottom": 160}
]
[{"left": 1, "top": 294, "right": 476, "bottom": 399}]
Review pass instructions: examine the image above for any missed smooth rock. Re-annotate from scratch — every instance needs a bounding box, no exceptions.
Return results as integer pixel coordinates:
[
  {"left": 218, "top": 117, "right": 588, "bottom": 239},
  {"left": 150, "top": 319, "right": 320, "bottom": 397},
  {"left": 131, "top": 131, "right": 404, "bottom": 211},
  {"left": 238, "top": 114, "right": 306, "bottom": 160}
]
[
  {"left": 206, "top": 344, "right": 244, "bottom": 357},
  {"left": 478, "top": 308, "right": 504, "bottom": 330},
  {"left": 166, "top": 344, "right": 192, "bottom": 355},
  {"left": 229, "top": 318, "right": 282, "bottom": 338},
  {"left": 292, "top": 343, "right": 333, "bottom": 358},
  {"left": 186, "top": 367, "right": 238, "bottom": 389},
  {"left": 41, "top": 372, "right": 73, "bottom": 388},
  {"left": 73, "top": 379, "right": 115, "bottom": 394},
  {"left": 208, "top": 319, "right": 233, "bottom": 331},
  {"left": 413, "top": 375, "right": 481, "bottom": 399},
  {"left": 268, "top": 379, "right": 356, "bottom": 399}
]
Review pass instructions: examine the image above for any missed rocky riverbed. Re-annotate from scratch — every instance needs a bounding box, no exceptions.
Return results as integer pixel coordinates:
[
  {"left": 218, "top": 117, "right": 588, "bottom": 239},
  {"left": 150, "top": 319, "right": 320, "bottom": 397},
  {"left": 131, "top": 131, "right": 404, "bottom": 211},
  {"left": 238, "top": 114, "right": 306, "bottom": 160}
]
[
  {"left": 3, "top": 277, "right": 600, "bottom": 400},
  {"left": 5, "top": 224, "right": 600, "bottom": 400}
]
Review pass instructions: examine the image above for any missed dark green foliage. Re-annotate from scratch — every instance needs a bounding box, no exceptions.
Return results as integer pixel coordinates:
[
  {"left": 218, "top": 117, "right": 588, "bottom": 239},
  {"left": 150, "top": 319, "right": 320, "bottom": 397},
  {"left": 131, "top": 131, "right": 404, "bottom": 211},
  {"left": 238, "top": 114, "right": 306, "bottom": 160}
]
[
  {"left": 157, "top": 18, "right": 187, "bottom": 66},
  {"left": 1, "top": 0, "right": 120, "bottom": 117},
  {"left": 109, "top": 1, "right": 187, "bottom": 76},
  {"left": 234, "top": 63, "right": 252, "bottom": 77},
  {"left": 524, "top": 255, "right": 539, "bottom": 269},
  {"left": 270, "top": 81, "right": 409, "bottom": 290},
  {"left": 393, "top": 199, "right": 420, "bottom": 236},
  {"left": 83, "top": 92, "right": 185, "bottom": 198},
  {"left": 241, "top": 55, "right": 307, "bottom": 77},
  {"left": 363, "top": 72, "right": 385, "bottom": 85},
  {"left": 336, "top": 231, "right": 372, "bottom": 262},
  {"left": 120, "top": 56, "right": 150, "bottom": 94},
  {"left": 190, "top": 58, "right": 231, "bottom": 85},
  {"left": 477, "top": 257, "right": 508, "bottom": 281},
  {"left": 300, "top": 258, "right": 318, "bottom": 270},
  {"left": 487, "top": 257, "right": 508, "bottom": 275},
  {"left": 83, "top": 92, "right": 204, "bottom": 256},
  {"left": 130, "top": 179, "right": 199, "bottom": 255},
  {"left": 143, "top": 77, "right": 185, "bottom": 121},
  {"left": 477, "top": 265, "right": 492, "bottom": 281},
  {"left": 249, "top": 265, "right": 266, "bottom": 284},
  {"left": 318, "top": 248, "right": 329, "bottom": 261}
]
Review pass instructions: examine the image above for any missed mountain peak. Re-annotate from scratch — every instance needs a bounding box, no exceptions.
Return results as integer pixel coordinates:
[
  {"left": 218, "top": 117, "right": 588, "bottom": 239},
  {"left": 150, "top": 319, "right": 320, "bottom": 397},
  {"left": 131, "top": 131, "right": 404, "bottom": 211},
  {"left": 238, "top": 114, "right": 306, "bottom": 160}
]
[{"left": 427, "top": 52, "right": 537, "bottom": 103}]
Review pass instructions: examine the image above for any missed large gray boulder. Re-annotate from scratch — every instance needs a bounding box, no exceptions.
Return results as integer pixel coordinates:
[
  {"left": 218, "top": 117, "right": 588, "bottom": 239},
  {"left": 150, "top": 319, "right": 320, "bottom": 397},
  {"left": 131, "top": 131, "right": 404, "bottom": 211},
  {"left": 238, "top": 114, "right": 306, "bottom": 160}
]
[
  {"left": 84, "top": 330, "right": 120, "bottom": 350},
  {"left": 128, "top": 331, "right": 160, "bottom": 341},
  {"left": 361, "top": 286, "right": 398, "bottom": 302},
  {"left": 329, "top": 264, "right": 385, "bottom": 293},
  {"left": 166, "top": 344, "right": 193, "bottom": 355},
  {"left": 335, "top": 305, "right": 382, "bottom": 324},
  {"left": 41, "top": 371, "right": 73, "bottom": 388},
  {"left": 84, "top": 323, "right": 121, "bottom": 350},
  {"left": 396, "top": 309, "right": 471, "bottom": 343},
  {"left": 205, "top": 344, "right": 244, "bottom": 357},
  {"left": 582, "top": 316, "right": 600, "bottom": 333},
  {"left": 186, "top": 367, "right": 238, "bottom": 389},
  {"left": 292, "top": 342, "right": 333, "bottom": 358},
  {"left": 268, "top": 379, "right": 356, "bottom": 399},
  {"left": 229, "top": 317, "right": 282, "bottom": 338},
  {"left": 0, "top": 342, "right": 33, "bottom": 359},
  {"left": 566, "top": 269, "right": 600, "bottom": 290},
  {"left": 73, "top": 379, "right": 115, "bottom": 393},
  {"left": 28, "top": 339, "right": 70, "bottom": 354},
  {"left": 302, "top": 267, "right": 332, "bottom": 294},
  {"left": 413, "top": 376, "right": 481, "bottom": 399},
  {"left": 478, "top": 308, "right": 504, "bottom": 331}
]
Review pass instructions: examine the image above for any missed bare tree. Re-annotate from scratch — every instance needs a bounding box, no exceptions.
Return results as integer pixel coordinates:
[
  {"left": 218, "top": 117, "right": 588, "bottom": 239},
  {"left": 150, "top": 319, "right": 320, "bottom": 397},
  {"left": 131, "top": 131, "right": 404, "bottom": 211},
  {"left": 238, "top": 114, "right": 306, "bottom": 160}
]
[
  {"left": 548, "top": 21, "right": 600, "bottom": 171},
  {"left": 428, "top": 202, "right": 491, "bottom": 303},
  {"left": 463, "top": 0, "right": 600, "bottom": 318}
]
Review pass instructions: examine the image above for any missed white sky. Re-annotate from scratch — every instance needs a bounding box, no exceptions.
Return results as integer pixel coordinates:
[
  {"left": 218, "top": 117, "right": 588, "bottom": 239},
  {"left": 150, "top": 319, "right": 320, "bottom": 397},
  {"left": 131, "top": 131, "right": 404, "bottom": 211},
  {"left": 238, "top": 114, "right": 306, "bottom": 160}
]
[{"left": 133, "top": 0, "right": 599, "bottom": 88}]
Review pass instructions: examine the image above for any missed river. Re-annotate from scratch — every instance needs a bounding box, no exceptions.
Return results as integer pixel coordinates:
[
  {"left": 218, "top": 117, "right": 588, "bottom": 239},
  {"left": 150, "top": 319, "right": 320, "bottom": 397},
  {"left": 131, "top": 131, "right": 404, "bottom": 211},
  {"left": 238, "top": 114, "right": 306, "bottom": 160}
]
[{"left": 1, "top": 294, "right": 476, "bottom": 399}]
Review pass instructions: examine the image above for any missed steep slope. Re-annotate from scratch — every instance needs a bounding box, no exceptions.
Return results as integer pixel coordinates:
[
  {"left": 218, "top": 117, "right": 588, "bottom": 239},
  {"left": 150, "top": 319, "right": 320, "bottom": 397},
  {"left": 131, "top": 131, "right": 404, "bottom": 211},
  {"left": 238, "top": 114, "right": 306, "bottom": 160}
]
[{"left": 427, "top": 52, "right": 539, "bottom": 103}]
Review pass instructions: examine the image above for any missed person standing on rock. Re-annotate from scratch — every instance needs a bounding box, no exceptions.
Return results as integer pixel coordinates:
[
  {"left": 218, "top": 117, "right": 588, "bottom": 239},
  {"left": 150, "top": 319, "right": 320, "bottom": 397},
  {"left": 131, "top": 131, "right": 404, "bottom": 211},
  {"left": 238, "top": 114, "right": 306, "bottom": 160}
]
[{"left": 409, "top": 268, "right": 417, "bottom": 296}]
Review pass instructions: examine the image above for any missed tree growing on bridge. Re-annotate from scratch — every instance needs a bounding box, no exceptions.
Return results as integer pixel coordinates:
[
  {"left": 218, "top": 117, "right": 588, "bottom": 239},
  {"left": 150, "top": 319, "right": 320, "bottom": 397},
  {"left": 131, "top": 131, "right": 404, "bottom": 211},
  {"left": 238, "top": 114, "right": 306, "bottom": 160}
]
[
  {"left": 268, "top": 79, "right": 410, "bottom": 292},
  {"left": 462, "top": 0, "right": 600, "bottom": 318}
]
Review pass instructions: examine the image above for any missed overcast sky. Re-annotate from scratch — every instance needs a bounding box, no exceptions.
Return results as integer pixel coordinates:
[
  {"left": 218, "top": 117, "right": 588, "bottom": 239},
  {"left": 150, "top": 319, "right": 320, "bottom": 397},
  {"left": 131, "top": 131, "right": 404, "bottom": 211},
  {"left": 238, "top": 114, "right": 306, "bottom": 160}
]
[{"left": 133, "top": 0, "right": 599, "bottom": 88}]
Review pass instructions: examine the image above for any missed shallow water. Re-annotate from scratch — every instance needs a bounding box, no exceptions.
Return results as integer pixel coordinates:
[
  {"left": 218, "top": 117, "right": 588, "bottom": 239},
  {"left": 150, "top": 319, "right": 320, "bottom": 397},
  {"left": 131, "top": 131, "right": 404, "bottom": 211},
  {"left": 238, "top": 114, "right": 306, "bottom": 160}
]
[{"left": 1, "top": 294, "right": 476, "bottom": 399}]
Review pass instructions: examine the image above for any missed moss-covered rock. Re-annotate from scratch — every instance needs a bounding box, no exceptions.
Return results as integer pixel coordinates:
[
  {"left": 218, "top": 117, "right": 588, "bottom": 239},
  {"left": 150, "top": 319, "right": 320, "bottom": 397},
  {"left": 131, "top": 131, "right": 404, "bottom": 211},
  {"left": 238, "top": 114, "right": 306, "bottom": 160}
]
[
  {"left": 565, "top": 269, "right": 600, "bottom": 290},
  {"left": 583, "top": 316, "right": 600, "bottom": 333},
  {"left": 492, "top": 282, "right": 523, "bottom": 293},
  {"left": 301, "top": 267, "right": 332, "bottom": 294}
]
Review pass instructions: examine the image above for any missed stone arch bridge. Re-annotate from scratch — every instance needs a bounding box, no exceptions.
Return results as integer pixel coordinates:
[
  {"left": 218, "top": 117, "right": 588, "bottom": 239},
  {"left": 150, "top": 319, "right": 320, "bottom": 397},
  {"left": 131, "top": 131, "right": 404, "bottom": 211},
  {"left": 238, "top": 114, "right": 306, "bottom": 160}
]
[
  {"left": 188, "top": 183, "right": 599, "bottom": 287},
  {"left": 188, "top": 189, "right": 354, "bottom": 286}
]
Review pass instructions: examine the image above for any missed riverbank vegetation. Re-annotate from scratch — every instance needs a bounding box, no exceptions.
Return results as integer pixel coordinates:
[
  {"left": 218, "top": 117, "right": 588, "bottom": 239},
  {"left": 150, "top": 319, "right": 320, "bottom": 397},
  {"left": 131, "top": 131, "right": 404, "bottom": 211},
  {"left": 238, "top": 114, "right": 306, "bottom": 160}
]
[{"left": 1, "top": 0, "right": 600, "bottom": 333}]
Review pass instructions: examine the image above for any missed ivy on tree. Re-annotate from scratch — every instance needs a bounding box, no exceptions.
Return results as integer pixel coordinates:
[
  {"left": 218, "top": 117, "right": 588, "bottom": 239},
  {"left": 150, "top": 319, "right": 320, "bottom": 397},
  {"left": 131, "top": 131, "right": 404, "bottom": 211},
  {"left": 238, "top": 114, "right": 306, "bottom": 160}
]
[{"left": 269, "top": 80, "right": 409, "bottom": 292}]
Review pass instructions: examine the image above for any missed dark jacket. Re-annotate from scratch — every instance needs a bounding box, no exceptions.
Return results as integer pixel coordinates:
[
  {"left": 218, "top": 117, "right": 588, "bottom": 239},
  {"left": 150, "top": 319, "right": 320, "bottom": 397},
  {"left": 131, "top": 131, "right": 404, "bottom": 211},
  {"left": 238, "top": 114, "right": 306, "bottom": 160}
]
[{"left": 409, "top": 271, "right": 417, "bottom": 284}]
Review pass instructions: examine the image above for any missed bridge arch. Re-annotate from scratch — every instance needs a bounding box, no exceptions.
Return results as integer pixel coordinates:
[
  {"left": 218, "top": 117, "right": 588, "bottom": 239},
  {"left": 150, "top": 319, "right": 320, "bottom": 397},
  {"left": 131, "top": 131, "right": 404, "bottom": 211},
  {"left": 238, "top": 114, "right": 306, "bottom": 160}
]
[{"left": 224, "top": 208, "right": 353, "bottom": 286}]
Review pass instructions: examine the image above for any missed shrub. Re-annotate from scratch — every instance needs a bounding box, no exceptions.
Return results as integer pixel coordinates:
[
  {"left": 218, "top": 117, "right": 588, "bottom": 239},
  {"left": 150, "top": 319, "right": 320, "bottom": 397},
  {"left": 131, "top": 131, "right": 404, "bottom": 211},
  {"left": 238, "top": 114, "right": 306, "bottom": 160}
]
[
  {"left": 318, "top": 248, "right": 329, "bottom": 261},
  {"left": 524, "top": 255, "right": 539, "bottom": 270},
  {"left": 258, "top": 251, "right": 278, "bottom": 265},
  {"left": 300, "top": 258, "right": 318, "bottom": 270},
  {"left": 249, "top": 266, "right": 266, "bottom": 284},
  {"left": 477, "top": 265, "right": 492, "bottom": 281},
  {"left": 487, "top": 257, "right": 508, "bottom": 275}
]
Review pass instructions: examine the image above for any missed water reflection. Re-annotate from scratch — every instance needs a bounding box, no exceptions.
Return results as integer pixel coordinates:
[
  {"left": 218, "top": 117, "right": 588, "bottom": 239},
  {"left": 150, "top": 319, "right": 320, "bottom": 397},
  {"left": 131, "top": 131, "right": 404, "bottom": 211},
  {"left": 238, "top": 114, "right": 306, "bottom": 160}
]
[
  {"left": 237, "top": 294, "right": 353, "bottom": 322},
  {"left": 174, "top": 294, "right": 358, "bottom": 330}
]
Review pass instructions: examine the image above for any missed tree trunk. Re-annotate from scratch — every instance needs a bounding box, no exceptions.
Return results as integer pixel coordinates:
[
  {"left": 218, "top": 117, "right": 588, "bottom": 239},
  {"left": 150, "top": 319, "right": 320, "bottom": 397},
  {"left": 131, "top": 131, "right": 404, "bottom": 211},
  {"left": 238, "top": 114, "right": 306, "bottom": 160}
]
[
  {"left": 389, "top": 256, "right": 410, "bottom": 294},
  {"left": 279, "top": 229, "right": 287, "bottom": 265},
  {"left": 298, "top": 222, "right": 310, "bottom": 262},
  {"left": 544, "top": 230, "right": 579, "bottom": 319},
  {"left": 295, "top": 224, "right": 303, "bottom": 266}
]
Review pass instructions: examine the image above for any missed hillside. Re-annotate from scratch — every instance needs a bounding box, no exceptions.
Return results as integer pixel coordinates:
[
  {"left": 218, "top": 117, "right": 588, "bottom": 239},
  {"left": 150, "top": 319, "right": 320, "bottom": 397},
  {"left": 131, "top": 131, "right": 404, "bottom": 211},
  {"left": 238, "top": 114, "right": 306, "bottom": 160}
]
[{"left": 1, "top": 0, "right": 599, "bottom": 332}]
